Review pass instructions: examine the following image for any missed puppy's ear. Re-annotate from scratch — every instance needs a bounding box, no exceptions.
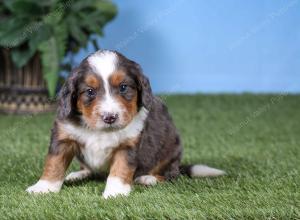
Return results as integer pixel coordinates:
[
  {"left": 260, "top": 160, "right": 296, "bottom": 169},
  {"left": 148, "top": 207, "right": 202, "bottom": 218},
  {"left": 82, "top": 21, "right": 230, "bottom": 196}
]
[
  {"left": 132, "top": 62, "right": 153, "bottom": 111},
  {"left": 57, "top": 69, "right": 78, "bottom": 120}
]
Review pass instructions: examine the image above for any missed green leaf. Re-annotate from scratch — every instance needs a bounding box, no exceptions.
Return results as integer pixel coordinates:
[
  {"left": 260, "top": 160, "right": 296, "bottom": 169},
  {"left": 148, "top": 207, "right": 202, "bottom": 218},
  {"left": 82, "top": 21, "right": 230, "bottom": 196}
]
[
  {"left": 94, "top": 1, "right": 118, "bottom": 16},
  {"left": 29, "top": 24, "right": 53, "bottom": 50},
  {"left": 0, "top": 18, "right": 41, "bottom": 48},
  {"left": 38, "top": 22, "right": 67, "bottom": 98},
  {"left": 39, "top": 37, "right": 59, "bottom": 98},
  {"left": 91, "top": 38, "right": 100, "bottom": 51},
  {"left": 11, "top": 45, "right": 36, "bottom": 68},
  {"left": 0, "top": 19, "right": 40, "bottom": 48},
  {"left": 0, "top": 0, "right": 118, "bottom": 97},
  {"left": 70, "top": 0, "right": 95, "bottom": 11},
  {"left": 53, "top": 23, "right": 68, "bottom": 59},
  {"left": 78, "top": 11, "right": 105, "bottom": 34},
  {"left": 66, "top": 16, "right": 88, "bottom": 45},
  {"left": 43, "top": 5, "right": 63, "bottom": 25},
  {"left": 4, "top": 0, "right": 45, "bottom": 18}
]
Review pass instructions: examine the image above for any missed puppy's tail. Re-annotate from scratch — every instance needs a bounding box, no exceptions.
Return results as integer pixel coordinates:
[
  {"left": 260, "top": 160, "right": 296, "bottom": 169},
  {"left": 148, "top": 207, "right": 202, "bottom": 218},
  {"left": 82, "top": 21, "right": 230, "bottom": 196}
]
[{"left": 179, "top": 164, "right": 226, "bottom": 177}]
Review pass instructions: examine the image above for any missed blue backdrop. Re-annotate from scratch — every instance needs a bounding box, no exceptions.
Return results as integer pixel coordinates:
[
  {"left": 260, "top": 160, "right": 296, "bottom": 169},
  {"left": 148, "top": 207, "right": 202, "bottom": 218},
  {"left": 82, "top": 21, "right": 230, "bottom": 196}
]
[{"left": 75, "top": 0, "right": 300, "bottom": 93}]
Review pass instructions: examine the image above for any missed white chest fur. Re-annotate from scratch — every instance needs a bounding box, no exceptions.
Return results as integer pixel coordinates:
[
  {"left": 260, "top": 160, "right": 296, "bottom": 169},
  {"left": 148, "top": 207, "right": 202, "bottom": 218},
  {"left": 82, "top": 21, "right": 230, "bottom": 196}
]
[{"left": 61, "top": 108, "right": 148, "bottom": 171}]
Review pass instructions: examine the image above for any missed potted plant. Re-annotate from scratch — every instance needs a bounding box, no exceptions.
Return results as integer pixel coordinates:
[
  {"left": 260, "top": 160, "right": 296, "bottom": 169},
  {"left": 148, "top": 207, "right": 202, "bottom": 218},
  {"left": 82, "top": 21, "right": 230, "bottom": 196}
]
[{"left": 0, "top": 0, "right": 117, "bottom": 114}]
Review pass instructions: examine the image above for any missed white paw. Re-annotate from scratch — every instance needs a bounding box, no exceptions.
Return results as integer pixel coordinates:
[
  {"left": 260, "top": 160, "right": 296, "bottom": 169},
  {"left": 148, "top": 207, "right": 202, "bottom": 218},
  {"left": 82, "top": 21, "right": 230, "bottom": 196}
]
[
  {"left": 65, "top": 170, "right": 91, "bottom": 182},
  {"left": 102, "top": 177, "right": 131, "bottom": 199},
  {"left": 134, "top": 175, "right": 157, "bottom": 186},
  {"left": 26, "top": 180, "right": 63, "bottom": 194}
]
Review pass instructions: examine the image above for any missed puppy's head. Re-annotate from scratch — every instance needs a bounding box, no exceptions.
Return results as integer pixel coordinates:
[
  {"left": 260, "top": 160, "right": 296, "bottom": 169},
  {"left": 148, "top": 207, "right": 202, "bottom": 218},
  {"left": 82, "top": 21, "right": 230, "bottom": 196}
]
[{"left": 58, "top": 50, "right": 153, "bottom": 130}]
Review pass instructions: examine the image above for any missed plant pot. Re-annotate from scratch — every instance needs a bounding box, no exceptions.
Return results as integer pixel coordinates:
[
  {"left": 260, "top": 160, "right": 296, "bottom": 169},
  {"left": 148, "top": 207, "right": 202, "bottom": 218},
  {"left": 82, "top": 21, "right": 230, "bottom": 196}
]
[{"left": 0, "top": 48, "right": 55, "bottom": 114}]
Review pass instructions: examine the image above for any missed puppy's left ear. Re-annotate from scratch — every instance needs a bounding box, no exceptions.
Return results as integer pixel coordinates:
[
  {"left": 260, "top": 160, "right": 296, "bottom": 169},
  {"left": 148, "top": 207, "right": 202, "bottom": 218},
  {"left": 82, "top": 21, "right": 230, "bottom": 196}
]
[
  {"left": 57, "top": 68, "right": 79, "bottom": 120},
  {"left": 132, "top": 62, "right": 154, "bottom": 111}
]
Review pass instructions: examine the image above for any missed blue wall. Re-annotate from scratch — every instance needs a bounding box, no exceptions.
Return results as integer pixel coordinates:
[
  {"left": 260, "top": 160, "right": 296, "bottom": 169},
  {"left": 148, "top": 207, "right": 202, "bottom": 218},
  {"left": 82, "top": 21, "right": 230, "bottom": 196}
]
[{"left": 75, "top": 0, "right": 300, "bottom": 93}]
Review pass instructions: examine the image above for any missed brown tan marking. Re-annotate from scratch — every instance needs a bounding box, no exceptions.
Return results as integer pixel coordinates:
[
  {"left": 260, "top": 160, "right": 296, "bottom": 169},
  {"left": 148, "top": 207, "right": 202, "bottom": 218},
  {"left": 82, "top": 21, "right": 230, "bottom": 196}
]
[
  {"left": 149, "top": 159, "right": 169, "bottom": 176},
  {"left": 119, "top": 94, "right": 138, "bottom": 123},
  {"left": 110, "top": 70, "right": 138, "bottom": 123},
  {"left": 119, "top": 136, "right": 140, "bottom": 149},
  {"left": 110, "top": 70, "right": 126, "bottom": 87},
  {"left": 154, "top": 175, "right": 165, "bottom": 182},
  {"left": 41, "top": 141, "right": 77, "bottom": 181},
  {"left": 76, "top": 74, "right": 102, "bottom": 128},
  {"left": 77, "top": 95, "right": 99, "bottom": 127},
  {"left": 85, "top": 74, "right": 100, "bottom": 89},
  {"left": 109, "top": 148, "right": 136, "bottom": 184}
]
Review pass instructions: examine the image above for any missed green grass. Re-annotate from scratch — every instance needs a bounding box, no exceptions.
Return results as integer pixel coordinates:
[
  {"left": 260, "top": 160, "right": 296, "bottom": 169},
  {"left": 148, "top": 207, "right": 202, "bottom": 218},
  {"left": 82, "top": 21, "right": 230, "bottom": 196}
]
[{"left": 0, "top": 94, "right": 299, "bottom": 219}]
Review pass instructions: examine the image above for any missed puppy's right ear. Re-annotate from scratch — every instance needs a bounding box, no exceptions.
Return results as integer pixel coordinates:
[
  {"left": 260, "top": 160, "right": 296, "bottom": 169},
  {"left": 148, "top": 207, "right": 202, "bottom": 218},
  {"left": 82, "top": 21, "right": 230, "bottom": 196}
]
[{"left": 57, "top": 69, "right": 78, "bottom": 120}]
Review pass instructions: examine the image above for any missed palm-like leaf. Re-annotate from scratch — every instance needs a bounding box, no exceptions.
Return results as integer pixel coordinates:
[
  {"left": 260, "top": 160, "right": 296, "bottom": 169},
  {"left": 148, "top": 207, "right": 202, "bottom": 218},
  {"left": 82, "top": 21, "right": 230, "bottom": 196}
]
[
  {"left": 0, "top": 0, "right": 117, "bottom": 98},
  {"left": 39, "top": 37, "right": 59, "bottom": 98}
]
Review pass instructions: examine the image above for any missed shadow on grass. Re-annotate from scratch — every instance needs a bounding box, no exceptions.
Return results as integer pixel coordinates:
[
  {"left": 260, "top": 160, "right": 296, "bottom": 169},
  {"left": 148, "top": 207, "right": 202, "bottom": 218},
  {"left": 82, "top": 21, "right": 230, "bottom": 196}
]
[{"left": 63, "top": 173, "right": 107, "bottom": 187}]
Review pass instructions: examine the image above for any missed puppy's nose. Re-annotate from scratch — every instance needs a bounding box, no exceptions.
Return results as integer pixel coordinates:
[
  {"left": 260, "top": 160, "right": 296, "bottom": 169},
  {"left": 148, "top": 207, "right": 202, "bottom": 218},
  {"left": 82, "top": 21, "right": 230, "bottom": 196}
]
[{"left": 101, "top": 113, "right": 118, "bottom": 124}]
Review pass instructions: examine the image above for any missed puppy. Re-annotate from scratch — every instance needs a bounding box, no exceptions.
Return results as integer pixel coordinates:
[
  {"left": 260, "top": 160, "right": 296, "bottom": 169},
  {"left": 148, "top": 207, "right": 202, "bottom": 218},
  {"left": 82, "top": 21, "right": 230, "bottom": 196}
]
[{"left": 26, "top": 50, "right": 225, "bottom": 198}]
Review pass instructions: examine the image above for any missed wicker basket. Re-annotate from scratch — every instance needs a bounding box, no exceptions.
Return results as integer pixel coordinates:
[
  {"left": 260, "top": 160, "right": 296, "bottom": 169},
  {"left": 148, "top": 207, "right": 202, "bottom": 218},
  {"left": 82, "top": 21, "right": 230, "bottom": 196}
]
[{"left": 0, "top": 48, "right": 55, "bottom": 114}]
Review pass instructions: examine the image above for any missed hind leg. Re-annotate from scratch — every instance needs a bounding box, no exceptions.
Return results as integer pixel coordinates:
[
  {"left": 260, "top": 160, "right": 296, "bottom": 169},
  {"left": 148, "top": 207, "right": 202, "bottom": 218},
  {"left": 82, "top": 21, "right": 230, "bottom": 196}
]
[
  {"left": 134, "top": 159, "right": 180, "bottom": 186},
  {"left": 134, "top": 161, "right": 179, "bottom": 186},
  {"left": 163, "top": 160, "right": 181, "bottom": 181},
  {"left": 65, "top": 163, "right": 92, "bottom": 182},
  {"left": 134, "top": 175, "right": 165, "bottom": 186}
]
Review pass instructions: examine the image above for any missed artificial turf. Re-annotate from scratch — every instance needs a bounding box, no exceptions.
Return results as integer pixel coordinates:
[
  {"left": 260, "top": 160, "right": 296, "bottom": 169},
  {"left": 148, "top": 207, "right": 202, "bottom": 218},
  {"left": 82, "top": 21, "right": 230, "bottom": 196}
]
[{"left": 0, "top": 94, "right": 299, "bottom": 219}]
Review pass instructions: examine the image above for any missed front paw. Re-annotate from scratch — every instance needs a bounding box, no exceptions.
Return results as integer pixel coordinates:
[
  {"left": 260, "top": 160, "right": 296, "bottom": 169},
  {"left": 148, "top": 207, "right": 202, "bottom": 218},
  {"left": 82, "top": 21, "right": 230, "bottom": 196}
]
[
  {"left": 26, "top": 180, "right": 63, "bottom": 194},
  {"left": 102, "top": 177, "right": 131, "bottom": 199}
]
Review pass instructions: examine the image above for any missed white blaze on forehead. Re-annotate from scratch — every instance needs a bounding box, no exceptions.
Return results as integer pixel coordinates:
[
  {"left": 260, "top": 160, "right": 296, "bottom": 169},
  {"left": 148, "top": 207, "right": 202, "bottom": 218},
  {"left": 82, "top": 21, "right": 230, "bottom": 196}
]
[
  {"left": 88, "top": 50, "right": 117, "bottom": 79},
  {"left": 88, "top": 50, "right": 121, "bottom": 115}
]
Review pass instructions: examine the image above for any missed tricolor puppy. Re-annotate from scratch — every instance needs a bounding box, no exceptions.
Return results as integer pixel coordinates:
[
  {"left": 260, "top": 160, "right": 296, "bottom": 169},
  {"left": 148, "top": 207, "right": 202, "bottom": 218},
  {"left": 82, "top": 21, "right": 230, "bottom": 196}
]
[{"left": 26, "top": 50, "right": 225, "bottom": 198}]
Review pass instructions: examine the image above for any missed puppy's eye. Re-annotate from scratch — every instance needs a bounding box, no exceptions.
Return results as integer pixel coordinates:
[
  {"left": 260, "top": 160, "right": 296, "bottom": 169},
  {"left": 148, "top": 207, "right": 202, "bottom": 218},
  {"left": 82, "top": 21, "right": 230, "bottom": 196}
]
[
  {"left": 86, "top": 88, "right": 96, "bottom": 97},
  {"left": 119, "top": 84, "right": 128, "bottom": 94}
]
